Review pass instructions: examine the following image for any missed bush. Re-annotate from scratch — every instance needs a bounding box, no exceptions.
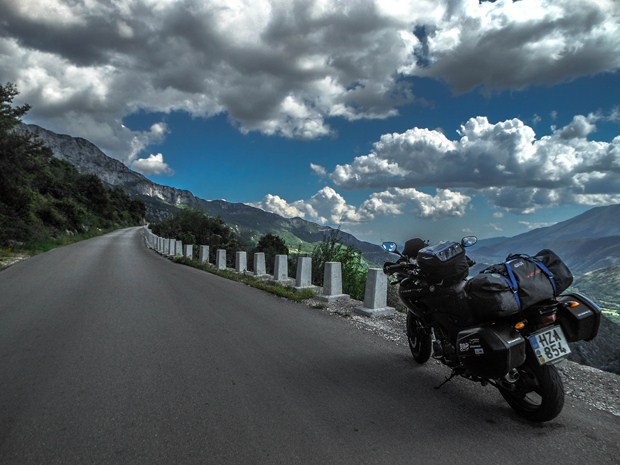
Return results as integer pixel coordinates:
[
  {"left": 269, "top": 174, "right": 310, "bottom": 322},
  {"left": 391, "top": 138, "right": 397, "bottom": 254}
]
[{"left": 311, "top": 228, "right": 368, "bottom": 300}]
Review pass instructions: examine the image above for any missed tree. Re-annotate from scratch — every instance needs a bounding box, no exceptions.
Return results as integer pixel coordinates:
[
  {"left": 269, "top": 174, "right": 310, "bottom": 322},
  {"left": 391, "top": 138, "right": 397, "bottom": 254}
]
[
  {"left": 0, "top": 82, "right": 145, "bottom": 246},
  {"left": 254, "top": 233, "right": 289, "bottom": 274},
  {"left": 150, "top": 209, "right": 241, "bottom": 264},
  {"left": 0, "top": 82, "right": 30, "bottom": 134},
  {"left": 311, "top": 228, "right": 368, "bottom": 300}
]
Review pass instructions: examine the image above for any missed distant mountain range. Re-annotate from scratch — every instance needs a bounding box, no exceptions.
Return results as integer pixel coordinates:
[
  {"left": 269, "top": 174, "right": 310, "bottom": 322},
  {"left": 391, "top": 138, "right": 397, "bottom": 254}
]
[
  {"left": 24, "top": 124, "right": 387, "bottom": 263},
  {"left": 472, "top": 205, "right": 620, "bottom": 273}
]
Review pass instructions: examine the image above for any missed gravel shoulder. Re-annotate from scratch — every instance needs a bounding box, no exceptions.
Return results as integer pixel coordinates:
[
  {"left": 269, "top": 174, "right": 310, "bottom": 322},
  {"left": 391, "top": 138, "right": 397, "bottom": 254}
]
[{"left": 304, "top": 295, "right": 620, "bottom": 417}]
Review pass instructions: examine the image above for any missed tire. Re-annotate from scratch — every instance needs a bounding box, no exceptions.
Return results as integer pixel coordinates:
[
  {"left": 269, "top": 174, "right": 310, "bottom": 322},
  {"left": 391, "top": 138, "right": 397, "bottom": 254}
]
[
  {"left": 498, "top": 354, "right": 565, "bottom": 422},
  {"left": 407, "top": 311, "right": 432, "bottom": 364}
]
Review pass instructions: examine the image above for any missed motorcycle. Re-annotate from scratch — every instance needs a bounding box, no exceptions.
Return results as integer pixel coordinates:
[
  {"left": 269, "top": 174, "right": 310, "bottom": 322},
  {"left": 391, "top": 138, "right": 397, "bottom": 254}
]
[{"left": 382, "top": 236, "right": 601, "bottom": 422}]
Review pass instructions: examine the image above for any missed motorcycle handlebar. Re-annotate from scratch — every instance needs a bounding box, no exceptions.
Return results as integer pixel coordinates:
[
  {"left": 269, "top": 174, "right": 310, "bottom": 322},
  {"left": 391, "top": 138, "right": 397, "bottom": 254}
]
[{"left": 383, "top": 261, "right": 414, "bottom": 275}]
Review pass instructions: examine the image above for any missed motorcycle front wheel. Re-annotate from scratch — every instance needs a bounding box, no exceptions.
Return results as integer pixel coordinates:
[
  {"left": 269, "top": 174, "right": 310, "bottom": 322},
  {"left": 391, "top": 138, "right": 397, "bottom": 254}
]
[
  {"left": 406, "top": 311, "right": 432, "bottom": 364},
  {"left": 498, "top": 355, "right": 565, "bottom": 422}
]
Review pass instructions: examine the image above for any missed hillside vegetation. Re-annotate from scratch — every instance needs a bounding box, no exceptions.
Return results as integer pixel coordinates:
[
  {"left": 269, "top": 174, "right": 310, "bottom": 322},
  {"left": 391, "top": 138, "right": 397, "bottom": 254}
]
[
  {"left": 572, "top": 265, "right": 620, "bottom": 324},
  {"left": 0, "top": 83, "right": 145, "bottom": 250}
]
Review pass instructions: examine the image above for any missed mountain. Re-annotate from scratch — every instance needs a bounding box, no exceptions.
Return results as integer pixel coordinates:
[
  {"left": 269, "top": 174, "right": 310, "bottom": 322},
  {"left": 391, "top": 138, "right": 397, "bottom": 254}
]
[
  {"left": 473, "top": 205, "right": 620, "bottom": 273},
  {"left": 24, "top": 124, "right": 387, "bottom": 263}
]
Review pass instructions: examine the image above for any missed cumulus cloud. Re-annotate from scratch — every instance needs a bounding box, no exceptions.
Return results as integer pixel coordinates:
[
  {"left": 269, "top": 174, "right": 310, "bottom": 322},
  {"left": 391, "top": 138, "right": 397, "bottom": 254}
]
[
  {"left": 131, "top": 153, "right": 174, "bottom": 176},
  {"left": 249, "top": 193, "right": 317, "bottom": 220},
  {"left": 250, "top": 187, "right": 360, "bottom": 224},
  {"left": 327, "top": 113, "right": 620, "bottom": 213},
  {"left": 251, "top": 186, "right": 469, "bottom": 225},
  {"left": 1, "top": 0, "right": 618, "bottom": 161},
  {"left": 358, "top": 188, "right": 470, "bottom": 220}
]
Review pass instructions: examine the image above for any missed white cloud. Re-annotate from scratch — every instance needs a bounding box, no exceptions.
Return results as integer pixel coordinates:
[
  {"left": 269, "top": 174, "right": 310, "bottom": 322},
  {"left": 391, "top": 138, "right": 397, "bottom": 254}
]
[
  {"left": 248, "top": 194, "right": 317, "bottom": 221},
  {"left": 131, "top": 153, "right": 174, "bottom": 176},
  {"left": 518, "top": 220, "right": 557, "bottom": 230},
  {"left": 310, "top": 163, "right": 327, "bottom": 176},
  {"left": 1, "top": 0, "right": 617, "bottom": 160},
  {"left": 358, "top": 188, "right": 470, "bottom": 220},
  {"left": 250, "top": 186, "right": 470, "bottom": 225},
  {"left": 250, "top": 187, "right": 359, "bottom": 224},
  {"left": 327, "top": 114, "right": 620, "bottom": 213}
]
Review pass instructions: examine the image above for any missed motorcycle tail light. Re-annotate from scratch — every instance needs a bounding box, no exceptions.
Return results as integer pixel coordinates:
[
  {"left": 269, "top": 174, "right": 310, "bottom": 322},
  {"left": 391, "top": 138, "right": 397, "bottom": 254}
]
[{"left": 541, "top": 313, "right": 557, "bottom": 325}]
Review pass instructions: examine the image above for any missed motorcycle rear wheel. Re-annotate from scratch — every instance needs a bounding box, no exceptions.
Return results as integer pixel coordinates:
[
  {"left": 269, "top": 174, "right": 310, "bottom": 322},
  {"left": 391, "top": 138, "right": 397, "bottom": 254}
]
[
  {"left": 406, "top": 311, "right": 432, "bottom": 364},
  {"left": 498, "top": 355, "right": 565, "bottom": 422}
]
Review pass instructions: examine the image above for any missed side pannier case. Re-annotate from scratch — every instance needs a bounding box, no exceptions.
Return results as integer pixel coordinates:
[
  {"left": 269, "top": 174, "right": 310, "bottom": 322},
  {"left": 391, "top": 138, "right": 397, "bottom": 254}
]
[
  {"left": 556, "top": 293, "right": 602, "bottom": 342},
  {"left": 416, "top": 241, "right": 468, "bottom": 286},
  {"left": 456, "top": 326, "right": 526, "bottom": 378}
]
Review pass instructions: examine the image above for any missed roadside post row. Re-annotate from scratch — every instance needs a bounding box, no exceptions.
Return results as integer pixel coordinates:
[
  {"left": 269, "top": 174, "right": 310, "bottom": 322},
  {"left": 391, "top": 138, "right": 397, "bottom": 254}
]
[{"left": 142, "top": 226, "right": 394, "bottom": 317}]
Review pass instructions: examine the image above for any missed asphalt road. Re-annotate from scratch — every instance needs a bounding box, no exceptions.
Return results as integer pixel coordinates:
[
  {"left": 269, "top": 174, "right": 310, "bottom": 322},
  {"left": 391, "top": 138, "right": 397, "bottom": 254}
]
[{"left": 0, "top": 227, "right": 618, "bottom": 465}]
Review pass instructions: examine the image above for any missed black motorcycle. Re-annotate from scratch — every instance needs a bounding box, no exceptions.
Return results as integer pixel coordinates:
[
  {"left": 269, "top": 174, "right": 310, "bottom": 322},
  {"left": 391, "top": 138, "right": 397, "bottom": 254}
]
[{"left": 382, "top": 236, "right": 601, "bottom": 422}]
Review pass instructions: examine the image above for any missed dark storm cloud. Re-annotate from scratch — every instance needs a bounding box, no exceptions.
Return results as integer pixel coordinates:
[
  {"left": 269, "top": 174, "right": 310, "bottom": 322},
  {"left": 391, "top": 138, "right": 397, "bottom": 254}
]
[{"left": 418, "top": 0, "right": 620, "bottom": 92}]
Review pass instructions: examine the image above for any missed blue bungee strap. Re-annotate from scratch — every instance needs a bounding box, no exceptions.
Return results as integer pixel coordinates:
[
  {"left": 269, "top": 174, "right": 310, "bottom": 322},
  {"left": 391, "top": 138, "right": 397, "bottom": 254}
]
[{"left": 503, "top": 263, "right": 522, "bottom": 309}]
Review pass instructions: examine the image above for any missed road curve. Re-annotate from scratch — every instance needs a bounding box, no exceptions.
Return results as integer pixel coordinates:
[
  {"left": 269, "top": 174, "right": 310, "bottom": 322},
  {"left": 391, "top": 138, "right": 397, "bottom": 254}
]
[{"left": 0, "top": 227, "right": 618, "bottom": 465}]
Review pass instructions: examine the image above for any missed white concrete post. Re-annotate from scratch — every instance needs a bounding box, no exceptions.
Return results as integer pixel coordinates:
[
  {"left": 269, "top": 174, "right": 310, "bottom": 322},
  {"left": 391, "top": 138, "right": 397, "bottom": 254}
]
[
  {"left": 236, "top": 251, "right": 247, "bottom": 272},
  {"left": 199, "top": 245, "right": 210, "bottom": 264},
  {"left": 216, "top": 249, "right": 227, "bottom": 270},
  {"left": 183, "top": 244, "right": 193, "bottom": 259},
  {"left": 167, "top": 238, "right": 174, "bottom": 256},
  {"left": 354, "top": 268, "right": 395, "bottom": 317},
  {"left": 274, "top": 255, "right": 288, "bottom": 282},
  {"left": 295, "top": 256, "right": 313, "bottom": 289},
  {"left": 254, "top": 252, "right": 266, "bottom": 276},
  {"left": 175, "top": 240, "right": 183, "bottom": 257},
  {"left": 318, "top": 262, "right": 350, "bottom": 302}
]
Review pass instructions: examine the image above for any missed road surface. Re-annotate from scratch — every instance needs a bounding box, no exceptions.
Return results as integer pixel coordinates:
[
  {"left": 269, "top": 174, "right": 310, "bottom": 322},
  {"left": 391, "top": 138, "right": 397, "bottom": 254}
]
[{"left": 0, "top": 227, "right": 618, "bottom": 464}]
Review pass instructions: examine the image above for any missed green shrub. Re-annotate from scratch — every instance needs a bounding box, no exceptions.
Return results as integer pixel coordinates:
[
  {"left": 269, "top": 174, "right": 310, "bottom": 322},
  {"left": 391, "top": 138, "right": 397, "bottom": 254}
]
[{"left": 311, "top": 228, "right": 368, "bottom": 300}]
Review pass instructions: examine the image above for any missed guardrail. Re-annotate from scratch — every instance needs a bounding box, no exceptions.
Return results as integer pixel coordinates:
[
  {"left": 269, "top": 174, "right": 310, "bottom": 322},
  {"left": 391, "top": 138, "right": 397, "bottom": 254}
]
[{"left": 142, "top": 226, "right": 394, "bottom": 317}]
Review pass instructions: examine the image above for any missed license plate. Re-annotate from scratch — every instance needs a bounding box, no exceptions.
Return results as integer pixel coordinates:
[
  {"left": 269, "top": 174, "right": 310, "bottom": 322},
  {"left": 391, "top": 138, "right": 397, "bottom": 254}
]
[{"left": 529, "top": 326, "right": 571, "bottom": 365}]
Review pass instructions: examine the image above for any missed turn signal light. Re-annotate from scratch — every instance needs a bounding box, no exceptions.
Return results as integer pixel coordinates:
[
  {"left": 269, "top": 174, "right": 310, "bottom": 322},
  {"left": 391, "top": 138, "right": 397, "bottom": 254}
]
[
  {"left": 514, "top": 321, "right": 526, "bottom": 330},
  {"left": 568, "top": 301, "right": 580, "bottom": 308}
]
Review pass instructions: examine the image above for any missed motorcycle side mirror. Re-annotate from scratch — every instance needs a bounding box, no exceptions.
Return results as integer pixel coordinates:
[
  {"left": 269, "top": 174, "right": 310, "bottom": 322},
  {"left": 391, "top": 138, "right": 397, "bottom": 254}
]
[
  {"left": 382, "top": 242, "right": 398, "bottom": 253},
  {"left": 461, "top": 236, "right": 478, "bottom": 248}
]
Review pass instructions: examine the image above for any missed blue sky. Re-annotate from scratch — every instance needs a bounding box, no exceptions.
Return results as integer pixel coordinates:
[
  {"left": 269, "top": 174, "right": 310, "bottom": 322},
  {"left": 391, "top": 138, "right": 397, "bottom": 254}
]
[{"left": 2, "top": 0, "right": 620, "bottom": 245}]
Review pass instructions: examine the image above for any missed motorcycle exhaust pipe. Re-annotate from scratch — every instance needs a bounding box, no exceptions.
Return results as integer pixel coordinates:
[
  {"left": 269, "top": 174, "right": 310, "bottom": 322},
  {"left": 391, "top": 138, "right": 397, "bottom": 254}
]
[{"left": 504, "top": 368, "right": 520, "bottom": 383}]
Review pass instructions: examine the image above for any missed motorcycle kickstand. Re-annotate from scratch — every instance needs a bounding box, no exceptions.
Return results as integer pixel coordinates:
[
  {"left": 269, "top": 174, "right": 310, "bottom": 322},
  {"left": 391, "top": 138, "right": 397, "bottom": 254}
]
[{"left": 434, "top": 370, "right": 458, "bottom": 390}]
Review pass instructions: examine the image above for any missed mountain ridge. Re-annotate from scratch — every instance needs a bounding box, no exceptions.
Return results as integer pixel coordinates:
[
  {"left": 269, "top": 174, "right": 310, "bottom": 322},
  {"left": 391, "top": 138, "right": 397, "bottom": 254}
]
[
  {"left": 23, "top": 124, "right": 387, "bottom": 262},
  {"left": 473, "top": 205, "right": 620, "bottom": 273}
]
